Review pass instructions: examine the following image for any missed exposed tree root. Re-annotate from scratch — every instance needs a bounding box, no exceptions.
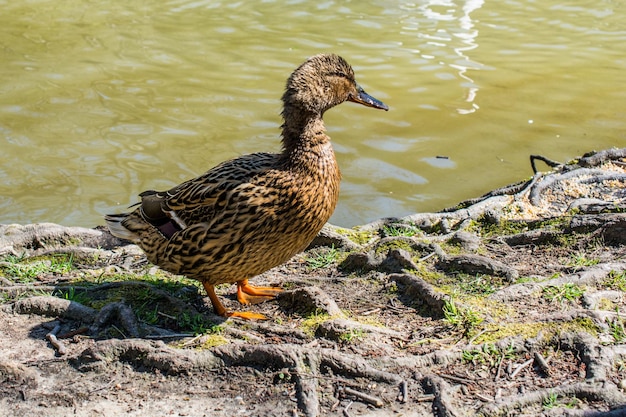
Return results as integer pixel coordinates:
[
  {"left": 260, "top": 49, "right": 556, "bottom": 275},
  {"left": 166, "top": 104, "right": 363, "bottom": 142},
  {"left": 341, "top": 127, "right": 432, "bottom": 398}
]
[
  {"left": 481, "top": 382, "right": 626, "bottom": 416},
  {"left": 10, "top": 296, "right": 97, "bottom": 323},
  {"left": 578, "top": 148, "right": 626, "bottom": 168},
  {"left": 75, "top": 338, "right": 221, "bottom": 374},
  {"left": 423, "top": 374, "right": 463, "bottom": 417},
  {"left": 490, "top": 262, "right": 626, "bottom": 303},
  {"left": 277, "top": 286, "right": 344, "bottom": 317},
  {"left": 391, "top": 273, "right": 448, "bottom": 316},
  {"left": 90, "top": 302, "right": 141, "bottom": 338},
  {"left": 436, "top": 254, "right": 519, "bottom": 281}
]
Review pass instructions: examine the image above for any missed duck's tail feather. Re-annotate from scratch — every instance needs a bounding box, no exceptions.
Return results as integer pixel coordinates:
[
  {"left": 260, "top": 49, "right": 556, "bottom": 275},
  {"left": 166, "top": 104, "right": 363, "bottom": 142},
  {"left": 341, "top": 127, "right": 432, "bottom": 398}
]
[{"left": 104, "top": 213, "right": 140, "bottom": 242}]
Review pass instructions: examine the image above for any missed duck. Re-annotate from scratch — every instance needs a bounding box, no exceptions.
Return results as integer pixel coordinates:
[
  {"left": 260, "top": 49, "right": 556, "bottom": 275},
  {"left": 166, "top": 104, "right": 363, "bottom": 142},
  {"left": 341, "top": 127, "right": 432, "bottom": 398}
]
[{"left": 105, "top": 54, "right": 388, "bottom": 320}]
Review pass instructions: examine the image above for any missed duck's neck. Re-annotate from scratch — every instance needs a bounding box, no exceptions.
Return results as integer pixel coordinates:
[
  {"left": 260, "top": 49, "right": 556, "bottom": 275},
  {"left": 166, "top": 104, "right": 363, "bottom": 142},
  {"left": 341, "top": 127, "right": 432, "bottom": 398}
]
[{"left": 280, "top": 106, "right": 334, "bottom": 169}]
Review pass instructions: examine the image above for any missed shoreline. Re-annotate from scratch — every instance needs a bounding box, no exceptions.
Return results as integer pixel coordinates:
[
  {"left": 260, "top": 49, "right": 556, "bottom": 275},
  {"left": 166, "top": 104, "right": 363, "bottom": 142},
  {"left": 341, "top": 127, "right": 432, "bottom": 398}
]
[{"left": 1, "top": 147, "right": 625, "bottom": 417}]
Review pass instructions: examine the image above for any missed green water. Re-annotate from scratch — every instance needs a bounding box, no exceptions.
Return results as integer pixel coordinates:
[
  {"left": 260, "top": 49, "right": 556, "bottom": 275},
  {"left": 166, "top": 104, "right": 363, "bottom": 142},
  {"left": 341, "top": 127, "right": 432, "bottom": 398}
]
[{"left": 1, "top": 0, "right": 624, "bottom": 227}]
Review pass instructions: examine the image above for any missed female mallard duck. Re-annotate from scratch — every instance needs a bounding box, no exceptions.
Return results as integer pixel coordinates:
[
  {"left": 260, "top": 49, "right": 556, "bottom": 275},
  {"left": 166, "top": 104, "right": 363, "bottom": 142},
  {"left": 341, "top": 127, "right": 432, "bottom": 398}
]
[{"left": 105, "top": 54, "right": 388, "bottom": 319}]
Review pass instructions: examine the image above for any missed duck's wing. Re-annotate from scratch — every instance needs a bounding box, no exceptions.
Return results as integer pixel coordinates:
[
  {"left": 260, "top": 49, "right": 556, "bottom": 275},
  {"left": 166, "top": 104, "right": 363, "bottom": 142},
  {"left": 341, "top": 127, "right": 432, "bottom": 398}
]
[{"left": 140, "top": 152, "right": 280, "bottom": 232}]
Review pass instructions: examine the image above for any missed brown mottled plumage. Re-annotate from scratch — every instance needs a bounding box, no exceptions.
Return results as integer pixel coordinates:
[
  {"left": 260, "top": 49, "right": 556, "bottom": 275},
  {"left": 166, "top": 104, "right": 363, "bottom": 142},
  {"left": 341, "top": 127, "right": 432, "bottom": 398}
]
[{"left": 105, "top": 54, "right": 388, "bottom": 319}]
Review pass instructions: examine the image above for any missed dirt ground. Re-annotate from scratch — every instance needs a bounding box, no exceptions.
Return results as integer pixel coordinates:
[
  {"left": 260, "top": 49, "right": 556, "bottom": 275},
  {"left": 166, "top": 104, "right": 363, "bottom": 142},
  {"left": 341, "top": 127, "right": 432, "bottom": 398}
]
[{"left": 1, "top": 148, "right": 626, "bottom": 416}]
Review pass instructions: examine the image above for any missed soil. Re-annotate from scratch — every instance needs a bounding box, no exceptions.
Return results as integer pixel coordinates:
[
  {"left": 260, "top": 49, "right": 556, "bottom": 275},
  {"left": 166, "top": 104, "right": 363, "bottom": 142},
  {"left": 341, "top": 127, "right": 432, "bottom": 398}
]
[{"left": 1, "top": 148, "right": 626, "bottom": 417}]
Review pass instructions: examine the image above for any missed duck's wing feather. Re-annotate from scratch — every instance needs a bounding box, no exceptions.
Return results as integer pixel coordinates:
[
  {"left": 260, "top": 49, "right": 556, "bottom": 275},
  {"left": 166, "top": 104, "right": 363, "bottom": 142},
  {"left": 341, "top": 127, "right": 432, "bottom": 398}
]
[{"left": 150, "top": 152, "right": 281, "bottom": 227}]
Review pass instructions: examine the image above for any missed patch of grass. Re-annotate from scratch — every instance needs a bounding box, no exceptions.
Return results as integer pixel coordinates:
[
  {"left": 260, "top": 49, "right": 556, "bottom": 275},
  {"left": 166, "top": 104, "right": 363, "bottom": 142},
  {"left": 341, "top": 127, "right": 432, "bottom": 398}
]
[
  {"left": 58, "top": 286, "right": 91, "bottom": 305},
  {"left": 462, "top": 341, "right": 517, "bottom": 366},
  {"left": 137, "top": 303, "right": 160, "bottom": 325},
  {"left": 569, "top": 252, "right": 599, "bottom": 268},
  {"left": 338, "top": 328, "right": 365, "bottom": 344},
  {"left": 568, "top": 317, "right": 600, "bottom": 337},
  {"left": 542, "top": 283, "right": 585, "bottom": 304},
  {"left": 542, "top": 391, "right": 559, "bottom": 410},
  {"left": 468, "top": 218, "right": 527, "bottom": 237},
  {"left": 607, "top": 309, "right": 626, "bottom": 343},
  {"left": 380, "top": 223, "right": 420, "bottom": 237},
  {"left": 305, "top": 245, "right": 341, "bottom": 270},
  {"left": 450, "top": 274, "right": 502, "bottom": 296},
  {"left": 177, "top": 312, "right": 218, "bottom": 335},
  {"left": 605, "top": 270, "right": 626, "bottom": 292},
  {"left": 0, "top": 253, "right": 74, "bottom": 283},
  {"left": 443, "top": 299, "right": 483, "bottom": 337},
  {"left": 474, "top": 322, "right": 545, "bottom": 344},
  {"left": 462, "top": 343, "right": 498, "bottom": 364}
]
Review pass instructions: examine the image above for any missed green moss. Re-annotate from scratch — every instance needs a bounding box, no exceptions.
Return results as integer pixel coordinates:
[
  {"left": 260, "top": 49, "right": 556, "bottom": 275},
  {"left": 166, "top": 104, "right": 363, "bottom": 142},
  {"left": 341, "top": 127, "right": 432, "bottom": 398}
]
[
  {"left": 475, "top": 322, "right": 546, "bottom": 344},
  {"left": 468, "top": 215, "right": 572, "bottom": 238},
  {"left": 409, "top": 264, "right": 447, "bottom": 286},
  {"left": 598, "top": 298, "right": 616, "bottom": 311},
  {"left": 196, "top": 334, "right": 229, "bottom": 349},
  {"left": 473, "top": 317, "right": 600, "bottom": 344},
  {"left": 336, "top": 227, "right": 375, "bottom": 245},
  {"left": 374, "top": 239, "right": 414, "bottom": 255},
  {"left": 439, "top": 242, "right": 465, "bottom": 256},
  {"left": 299, "top": 311, "right": 342, "bottom": 336},
  {"left": 567, "top": 317, "right": 600, "bottom": 336}
]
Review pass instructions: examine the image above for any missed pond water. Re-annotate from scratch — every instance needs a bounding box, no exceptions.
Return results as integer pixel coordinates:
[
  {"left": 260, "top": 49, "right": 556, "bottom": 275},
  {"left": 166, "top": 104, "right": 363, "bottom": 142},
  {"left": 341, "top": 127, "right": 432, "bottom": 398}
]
[{"left": 1, "top": 0, "right": 625, "bottom": 227}]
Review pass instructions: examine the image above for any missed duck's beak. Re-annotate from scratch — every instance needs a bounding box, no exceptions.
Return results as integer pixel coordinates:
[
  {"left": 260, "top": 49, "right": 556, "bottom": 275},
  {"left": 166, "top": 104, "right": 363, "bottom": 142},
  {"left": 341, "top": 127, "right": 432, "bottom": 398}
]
[{"left": 348, "top": 84, "right": 389, "bottom": 111}]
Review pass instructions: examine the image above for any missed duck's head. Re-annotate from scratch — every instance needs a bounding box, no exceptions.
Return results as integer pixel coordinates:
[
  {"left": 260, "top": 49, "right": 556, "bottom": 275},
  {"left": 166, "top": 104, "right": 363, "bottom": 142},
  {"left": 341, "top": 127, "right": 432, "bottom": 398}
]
[{"left": 282, "top": 54, "right": 388, "bottom": 116}]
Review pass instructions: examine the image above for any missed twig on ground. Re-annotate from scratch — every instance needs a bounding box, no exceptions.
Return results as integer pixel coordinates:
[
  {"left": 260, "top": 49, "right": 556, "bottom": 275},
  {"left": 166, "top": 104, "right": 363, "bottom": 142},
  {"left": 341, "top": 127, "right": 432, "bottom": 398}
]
[
  {"left": 495, "top": 353, "right": 505, "bottom": 381},
  {"left": 416, "top": 394, "right": 436, "bottom": 402},
  {"left": 45, "top": 323, "right": 66, "bottom": 355},
  {"left": 399, "top": 380, "right": 408, "bottom": 403},
  {"left": 510, "top": 358, "right": 534, "bottom": 379},
  {"left": 475, "top": 393, "right": 494, "bottom": 402},
  {"left": 437, "top": 373, "right": 473, "bottom": 386},
  {"left": 157, "top": 311, "right": 177, "bottom": 320},
  {"left": 342, "top": 400, "right": 353, "bottom": 417},
  {"left": 145, "top": 333, "right": 195, "bottom": 340},
  {"left": 57, "top": 326, "right": 89, "bottom": 339},
  {"left": 533, "top": 352, "right": 551, "bottom": 375},
  {"left": 340, "top": 386, "right": 383, "bottom": 408},
  {"left": 359, "top": 307, "right": 381, "bottom": 316}
]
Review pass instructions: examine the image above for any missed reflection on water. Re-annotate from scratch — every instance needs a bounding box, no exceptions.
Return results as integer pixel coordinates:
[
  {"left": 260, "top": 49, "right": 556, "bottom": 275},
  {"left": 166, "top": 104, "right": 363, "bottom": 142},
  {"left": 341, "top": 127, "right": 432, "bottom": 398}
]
[
  {"left": 0, "top": 0, "right": 624, "bottom": 228},
  {"left": 409, "top": 0, "right": 485, "bottom": 114}
]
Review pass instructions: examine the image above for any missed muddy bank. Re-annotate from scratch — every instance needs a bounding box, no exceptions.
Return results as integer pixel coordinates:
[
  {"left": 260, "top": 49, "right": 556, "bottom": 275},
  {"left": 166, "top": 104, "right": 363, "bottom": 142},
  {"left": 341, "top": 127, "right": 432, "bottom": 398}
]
[{"left": 1, "top": 148, "right": 626, "bottom": 416}]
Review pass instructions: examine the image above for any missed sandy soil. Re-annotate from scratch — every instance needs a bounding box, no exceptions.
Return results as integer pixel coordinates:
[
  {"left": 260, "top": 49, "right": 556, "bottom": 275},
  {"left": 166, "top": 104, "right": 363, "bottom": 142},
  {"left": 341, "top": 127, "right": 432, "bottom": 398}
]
[{"left": 1, "top": 148, "right": 626, "bottom": 416}]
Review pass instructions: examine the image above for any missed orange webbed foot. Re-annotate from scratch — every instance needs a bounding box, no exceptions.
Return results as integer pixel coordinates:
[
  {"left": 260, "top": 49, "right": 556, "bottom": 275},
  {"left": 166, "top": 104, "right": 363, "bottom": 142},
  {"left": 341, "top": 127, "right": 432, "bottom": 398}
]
[
  {"left": 226, "top": 311, "right": 269, "bottom": 320},
  {"left": 236, "top": 279, "right": 282, "bottom": 305},
  {"left": 202, "top": 282, "right": 269, "bottom": 320}
]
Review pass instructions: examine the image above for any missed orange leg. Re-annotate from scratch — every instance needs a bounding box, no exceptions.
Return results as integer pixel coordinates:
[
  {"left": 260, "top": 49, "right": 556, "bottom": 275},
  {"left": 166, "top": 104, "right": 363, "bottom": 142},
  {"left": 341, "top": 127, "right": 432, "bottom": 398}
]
[
  {"left": 236, "top": 279, "right": 283, "bottom": 305},
  {"left": 202, "top": 282, "right": 268, "bottom": 320}
]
